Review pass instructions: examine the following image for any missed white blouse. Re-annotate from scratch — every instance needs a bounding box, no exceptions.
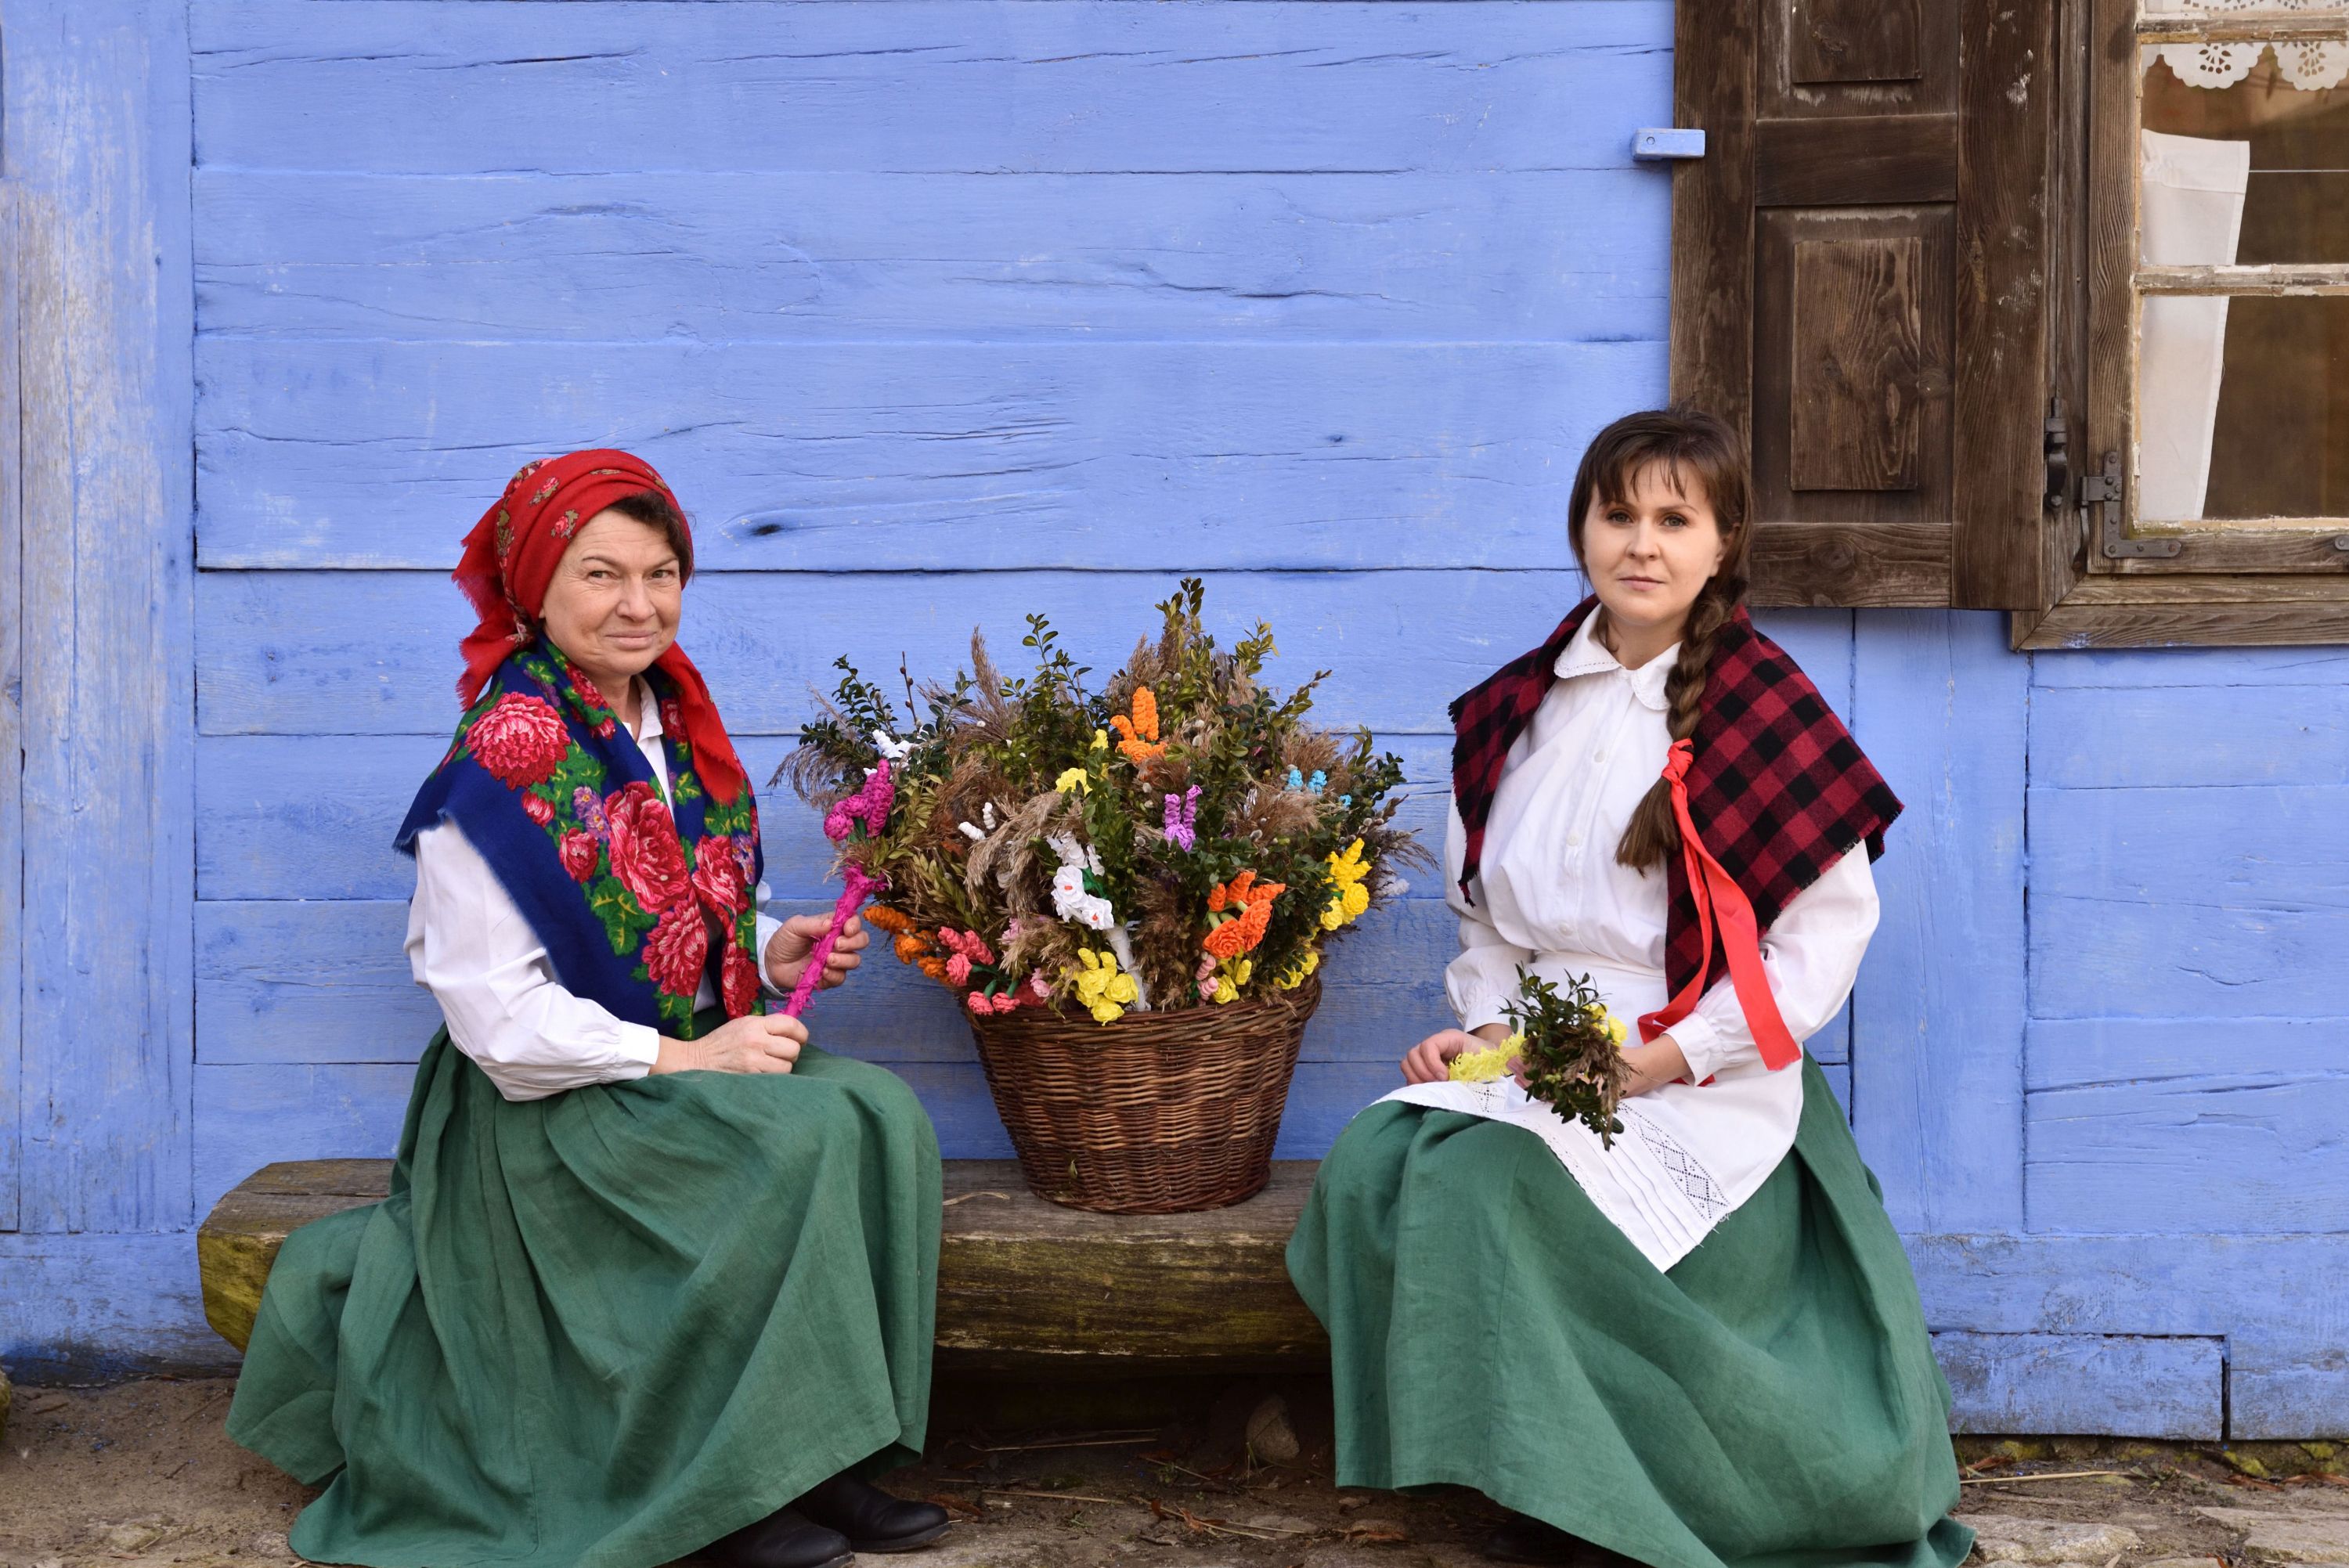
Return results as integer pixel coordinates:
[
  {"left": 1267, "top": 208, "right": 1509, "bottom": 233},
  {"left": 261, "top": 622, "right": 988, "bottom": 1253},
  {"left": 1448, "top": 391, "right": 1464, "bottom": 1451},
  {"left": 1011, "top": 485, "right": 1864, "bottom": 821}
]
[
  {"left": 1383, "top": 614, "right": 1879, "bottom": 1270},
  {"left": 406, "top": 680, "right": 785, "bottom": 1102}
]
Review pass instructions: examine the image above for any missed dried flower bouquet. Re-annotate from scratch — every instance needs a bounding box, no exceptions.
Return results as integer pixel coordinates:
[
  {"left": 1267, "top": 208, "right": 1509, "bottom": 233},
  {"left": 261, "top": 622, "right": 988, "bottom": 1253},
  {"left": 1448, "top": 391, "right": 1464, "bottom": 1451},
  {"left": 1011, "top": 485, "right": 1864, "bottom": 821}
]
[{"left": 781, "top": 579, "right": 1427, "bottom": 1029}]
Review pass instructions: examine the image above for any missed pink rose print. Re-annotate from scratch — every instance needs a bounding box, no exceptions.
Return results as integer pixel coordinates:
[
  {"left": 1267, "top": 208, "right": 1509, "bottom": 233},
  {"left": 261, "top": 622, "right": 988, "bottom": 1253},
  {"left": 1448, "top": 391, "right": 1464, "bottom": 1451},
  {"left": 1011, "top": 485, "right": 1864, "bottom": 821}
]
[
  {"left": 641, "top": 902, "right": 709, "bottom": 998},
  {"left": 722, "top": 940, "right": 760, "bottom": 1018},
  {"left": 469, "top": 694, "right": 571, "bottom": 789},
  {"left": 521, "top": 792, "right": 555, "bottom": 827},
  {"left": 604, "top": 780, "right": 691, "bottom": 912},
  {"left": 559, "top": 829, "right": 600, "bottom": 883},
  {"left": 691, "top": 835, "right": 750, "bottom": 917}
]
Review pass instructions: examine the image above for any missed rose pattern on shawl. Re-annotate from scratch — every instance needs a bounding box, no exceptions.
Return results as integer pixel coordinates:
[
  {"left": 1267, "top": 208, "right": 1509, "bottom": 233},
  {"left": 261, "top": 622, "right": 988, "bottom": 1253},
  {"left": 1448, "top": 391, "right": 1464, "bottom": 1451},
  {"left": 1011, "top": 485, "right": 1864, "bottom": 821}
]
[
  {"left": 467, "top": 694, "right": 572, "bottom": 788},
  {"left": 559, "top": 829, "right": 601, "bottom": 883},
  {"left": 521, "top": 792, "right": 555, "bottom": 827},
  {"left": 722, "top": 937, "right": 760, "bottom": 1017},
  {"left": 641, "top": 900, "right": 710, "bottom": 997},
  {"left": 605, "top": 780, "right": 692, "bottom": 914},
  {"left": 691, "top": 835, "right": 750, "bottom": 917}
]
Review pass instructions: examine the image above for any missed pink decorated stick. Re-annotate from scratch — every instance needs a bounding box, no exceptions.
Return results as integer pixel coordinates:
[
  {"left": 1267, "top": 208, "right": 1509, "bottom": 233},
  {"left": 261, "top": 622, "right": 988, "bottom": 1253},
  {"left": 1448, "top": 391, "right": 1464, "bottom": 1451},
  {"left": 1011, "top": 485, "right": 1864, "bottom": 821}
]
[
  {"left": 782, "top": 862, "right": 884, "bottom": 1018},
  {"left": 781, "top": 762, "right": 895, "bottom": 1018}
]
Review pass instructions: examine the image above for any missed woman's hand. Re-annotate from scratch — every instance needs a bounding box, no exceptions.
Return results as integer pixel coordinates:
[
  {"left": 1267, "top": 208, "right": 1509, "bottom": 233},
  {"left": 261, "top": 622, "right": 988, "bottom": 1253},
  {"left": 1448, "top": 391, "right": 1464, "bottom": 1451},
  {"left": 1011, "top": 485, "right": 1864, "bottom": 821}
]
[
  {"left": 1618, "top": 1035, "right": 1691, "bottom": 1098},
  {"left": 1402, "top": 1022, "right": 1514, "bottom": 1084},
  {"left": 763, "top": 913, "right": 869, "bottom": 993},
  {"left": 651, "top": 1011, "right": 806, "bottom": 1076}
]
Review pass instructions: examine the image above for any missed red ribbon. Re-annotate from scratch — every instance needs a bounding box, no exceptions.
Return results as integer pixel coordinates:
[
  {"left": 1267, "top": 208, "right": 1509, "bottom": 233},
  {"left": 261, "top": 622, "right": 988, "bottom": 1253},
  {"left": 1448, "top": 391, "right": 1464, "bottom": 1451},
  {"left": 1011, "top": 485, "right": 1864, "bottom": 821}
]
[{"left": 1636, "top": 739, "right": 1802, "bottom": 1072}]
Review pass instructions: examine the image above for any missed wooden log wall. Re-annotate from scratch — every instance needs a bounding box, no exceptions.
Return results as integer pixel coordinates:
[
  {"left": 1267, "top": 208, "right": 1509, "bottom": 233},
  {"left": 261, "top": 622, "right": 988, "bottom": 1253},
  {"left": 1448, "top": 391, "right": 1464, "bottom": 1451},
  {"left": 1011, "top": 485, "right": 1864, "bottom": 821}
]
[{"left": 2, "top": 0, "right": 2344, "bottom": 1440}]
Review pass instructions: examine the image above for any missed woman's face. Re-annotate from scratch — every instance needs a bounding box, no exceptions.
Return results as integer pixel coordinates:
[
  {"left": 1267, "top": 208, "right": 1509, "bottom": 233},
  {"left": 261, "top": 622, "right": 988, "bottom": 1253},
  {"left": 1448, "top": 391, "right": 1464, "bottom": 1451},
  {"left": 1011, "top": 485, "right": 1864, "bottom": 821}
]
[
  {"left": 539, "top": 510, "right": 684, "bottom": 692},
  {"left": 1579, "top": 460, "right": 1727, "bottom": 654}
]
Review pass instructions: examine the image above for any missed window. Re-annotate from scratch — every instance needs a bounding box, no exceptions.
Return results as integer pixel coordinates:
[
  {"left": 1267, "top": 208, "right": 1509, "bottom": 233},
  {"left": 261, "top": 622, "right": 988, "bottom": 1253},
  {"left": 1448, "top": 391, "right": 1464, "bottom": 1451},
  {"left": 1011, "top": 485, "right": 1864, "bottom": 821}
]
[{"left": 1671, "top": 0, "right": 2349, "bottom": 645}]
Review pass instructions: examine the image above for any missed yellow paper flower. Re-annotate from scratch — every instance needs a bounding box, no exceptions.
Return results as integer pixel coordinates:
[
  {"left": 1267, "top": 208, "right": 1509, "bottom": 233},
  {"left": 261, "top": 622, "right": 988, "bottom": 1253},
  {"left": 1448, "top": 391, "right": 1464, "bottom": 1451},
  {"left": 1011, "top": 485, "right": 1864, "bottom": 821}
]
[
  {"left": 1321, "top": 838, "right": 1372, "bottom": 931},
  {"left": 1071, "top": 948, "right": 1138, "bottom": 1023},
  {"left": 1276, "top": 946, "right": 1321, "bottom": 990},
  {"left": 1055, "top": 766, "right": 1090, "bottom": 795},
  {"left": 1091, "top": 728, "right": 1109, "bottom": 751},
  {"left": 1212, "top": 975, "right": 1238, "bottom": 1004},
  {"left": 1606, "top": 1014, "right": 1629, "bottom": 1047},
  {"left": 1450, "top": 1033, "right": 1525, "bottom": 1083}
]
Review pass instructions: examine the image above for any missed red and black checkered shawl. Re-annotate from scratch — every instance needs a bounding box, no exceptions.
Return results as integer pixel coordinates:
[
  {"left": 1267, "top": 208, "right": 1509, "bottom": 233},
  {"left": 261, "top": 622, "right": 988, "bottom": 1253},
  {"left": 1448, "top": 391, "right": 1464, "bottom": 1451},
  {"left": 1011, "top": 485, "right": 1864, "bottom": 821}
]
[{"left": 1450, "top": 595, "right": 1902, "bottom": 1065}]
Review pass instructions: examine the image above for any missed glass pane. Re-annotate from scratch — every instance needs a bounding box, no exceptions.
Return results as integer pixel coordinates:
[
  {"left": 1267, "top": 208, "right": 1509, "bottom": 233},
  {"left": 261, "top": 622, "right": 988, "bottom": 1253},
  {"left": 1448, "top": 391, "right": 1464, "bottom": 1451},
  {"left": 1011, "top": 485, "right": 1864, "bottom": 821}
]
[
  {"left": 2141, "top": 31, "right": 2349, "bottom": 263},
  {"left": 2137, "top": 294, "right": 2349, "bottom": 521}
]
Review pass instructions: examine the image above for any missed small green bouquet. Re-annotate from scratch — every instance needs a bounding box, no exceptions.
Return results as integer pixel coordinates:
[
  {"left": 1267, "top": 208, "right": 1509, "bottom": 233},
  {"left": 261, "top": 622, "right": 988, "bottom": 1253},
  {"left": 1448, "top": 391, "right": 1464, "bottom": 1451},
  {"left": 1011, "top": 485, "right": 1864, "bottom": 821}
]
[{"left": 1449, "top": 967, "right": 1633, "bottom": 1148}]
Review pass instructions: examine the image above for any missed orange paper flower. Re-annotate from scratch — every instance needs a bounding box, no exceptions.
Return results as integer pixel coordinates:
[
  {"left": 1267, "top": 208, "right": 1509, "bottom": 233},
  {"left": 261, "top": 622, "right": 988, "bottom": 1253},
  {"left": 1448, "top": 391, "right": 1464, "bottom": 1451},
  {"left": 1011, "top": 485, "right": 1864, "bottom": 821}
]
[{"left": 1111, "top": 686, "right": 1166, "bottom": 762}]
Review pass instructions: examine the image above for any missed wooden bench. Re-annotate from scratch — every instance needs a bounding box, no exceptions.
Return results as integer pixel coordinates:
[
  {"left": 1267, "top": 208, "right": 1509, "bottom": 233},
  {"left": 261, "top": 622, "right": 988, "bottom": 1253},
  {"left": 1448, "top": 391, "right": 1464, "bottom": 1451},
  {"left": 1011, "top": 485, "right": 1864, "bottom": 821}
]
[{"left": 200, "top": 1160, "right": 1330, "bottom": 1371}]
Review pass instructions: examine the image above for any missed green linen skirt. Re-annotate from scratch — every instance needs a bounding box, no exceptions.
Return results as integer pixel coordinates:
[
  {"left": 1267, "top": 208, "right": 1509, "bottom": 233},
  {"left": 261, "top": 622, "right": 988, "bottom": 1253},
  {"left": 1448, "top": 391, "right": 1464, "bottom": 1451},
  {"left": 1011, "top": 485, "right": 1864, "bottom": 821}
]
[
  {"left": 226, "top": 1018, "right": 942, "bottom": 1568},
  {"left": 1286, "top": 1056, "right": 1970, "bottom": 1568}
]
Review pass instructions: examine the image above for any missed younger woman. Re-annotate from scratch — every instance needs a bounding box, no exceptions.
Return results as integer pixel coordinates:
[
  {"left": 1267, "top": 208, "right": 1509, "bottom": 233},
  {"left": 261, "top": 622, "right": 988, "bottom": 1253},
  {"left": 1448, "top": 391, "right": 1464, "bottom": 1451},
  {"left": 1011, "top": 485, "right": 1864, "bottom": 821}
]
[{"left": 1287, "top": 409, "right": 1971, "bottom": 1568}]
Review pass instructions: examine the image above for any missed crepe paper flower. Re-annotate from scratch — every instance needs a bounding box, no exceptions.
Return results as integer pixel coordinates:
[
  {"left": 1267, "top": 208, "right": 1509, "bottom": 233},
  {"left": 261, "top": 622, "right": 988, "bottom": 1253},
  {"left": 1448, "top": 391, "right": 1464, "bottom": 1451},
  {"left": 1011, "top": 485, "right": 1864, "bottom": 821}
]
[
  {"left": 1286, "top": 767, "right": 1304, "bottom": 791},
  {"left": 823, "top": 760, "right": 894, "bottom": 842},
  {"left": 1071, "top": 949, "right": 1139, "bottom": 1024},
  {"left": 936, "top": 926, "right": 998, "bottom": 988},
  {"left": 1092, "top": 728, "right": 1109, "bottom": 752},
  {"left": 1320, "top": 838, "right": 1373, "bottom": 932},
  {"left": 893, "top": 932, "right": 933, "bottom": 965},
  {"left": 870, "top": 728, "right": 915, "bottom": 762},
  {"left": 1310, "top": 770, "right": 1328, "bottom": 794},
  {"left": 1111, "top": 687, "right": 1166, "bottom": 762},
  {"left": 1449, "top": 1034, "right": 1525, "bottom": 1084},
  {"left": 788, "top": 762, "right": 897, "bottom": 1018},
  {"left": 1203, "top": 871, "right": 1286, "bottom": 961},
  {"left": 1276, "top": 945, "right": 1321, "bottom": 990},
  {"left": 864, "top": 906, "right": 915, "bottom": 935},
  {"left": 1054, "top": 766, "right": 1090, "bottom": 795},
  {"left": 958, "top": 820, "right": 987, "bottom": 842},
  {"left": 968, "top": 989, "right": 1023, "bottom": 1017},
  {"left": 1212, "top": 952, "right": 1254, "bottom": 1004},
  {"left": 1029, "top": 971, "right": 1052, "bottom": 1000},
  {"left": 1163, "top": 785, "right": 1200, "bottom": 852}
]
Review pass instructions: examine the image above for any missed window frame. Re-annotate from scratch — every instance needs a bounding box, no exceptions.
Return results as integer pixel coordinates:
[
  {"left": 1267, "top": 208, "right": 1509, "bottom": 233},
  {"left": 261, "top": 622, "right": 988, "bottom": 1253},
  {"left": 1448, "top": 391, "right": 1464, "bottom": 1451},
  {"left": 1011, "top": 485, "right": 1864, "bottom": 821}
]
[{"left": 2015, "top": 0, "right": 2349, "bottom": 648}]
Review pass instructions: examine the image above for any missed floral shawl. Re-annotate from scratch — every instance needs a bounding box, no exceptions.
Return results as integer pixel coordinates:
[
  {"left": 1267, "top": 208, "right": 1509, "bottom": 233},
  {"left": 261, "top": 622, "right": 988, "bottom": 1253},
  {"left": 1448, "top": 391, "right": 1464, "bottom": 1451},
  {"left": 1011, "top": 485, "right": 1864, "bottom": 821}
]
[{"left": 397, "top": 641, "right": 765, "bottom": 1034}]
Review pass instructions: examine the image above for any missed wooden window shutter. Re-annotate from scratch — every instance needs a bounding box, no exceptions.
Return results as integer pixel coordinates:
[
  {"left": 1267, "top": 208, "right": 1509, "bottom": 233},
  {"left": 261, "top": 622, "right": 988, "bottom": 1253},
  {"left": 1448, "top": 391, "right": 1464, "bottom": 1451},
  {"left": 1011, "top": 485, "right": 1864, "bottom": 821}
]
[{"left": 1672, "top": 0, "right": 2059, "bottom": 609}]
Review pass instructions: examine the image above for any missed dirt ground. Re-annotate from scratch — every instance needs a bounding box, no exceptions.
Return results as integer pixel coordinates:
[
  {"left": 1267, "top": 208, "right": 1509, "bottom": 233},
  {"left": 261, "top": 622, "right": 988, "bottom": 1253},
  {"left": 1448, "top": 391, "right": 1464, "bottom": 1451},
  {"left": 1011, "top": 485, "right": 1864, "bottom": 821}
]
[{"left": 4, "top": 1377, "right": 2347, "bottom": 1568}]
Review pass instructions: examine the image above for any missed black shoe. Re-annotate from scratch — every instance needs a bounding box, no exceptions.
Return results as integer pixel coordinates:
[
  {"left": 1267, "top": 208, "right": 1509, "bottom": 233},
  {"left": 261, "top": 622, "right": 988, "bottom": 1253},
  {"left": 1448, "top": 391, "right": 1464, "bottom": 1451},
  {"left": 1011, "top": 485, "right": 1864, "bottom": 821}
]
[
  {"left": 704, "top": 1506, "right": 853, "bottom": 1568},
  {"left": 1481, "top": 1510, "right": 1632, "bottom": 1566},
  {"left": 795, "top": 1472, "right": 952, "bottom": 1554}
]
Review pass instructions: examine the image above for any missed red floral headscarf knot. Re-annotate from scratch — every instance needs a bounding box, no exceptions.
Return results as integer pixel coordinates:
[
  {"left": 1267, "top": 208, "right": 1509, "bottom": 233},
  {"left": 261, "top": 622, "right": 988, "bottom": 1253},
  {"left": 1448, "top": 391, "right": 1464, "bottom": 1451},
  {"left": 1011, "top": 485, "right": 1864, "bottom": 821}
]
[{"left": 451, "top": 449, "right": 749, "bottom": 804}]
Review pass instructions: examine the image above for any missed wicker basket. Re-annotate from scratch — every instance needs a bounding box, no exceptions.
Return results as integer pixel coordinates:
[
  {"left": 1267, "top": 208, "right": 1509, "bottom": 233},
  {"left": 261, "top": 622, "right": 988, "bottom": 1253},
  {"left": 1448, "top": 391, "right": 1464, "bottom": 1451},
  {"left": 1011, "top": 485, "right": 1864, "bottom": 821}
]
[{"left": 964, "top": 975, "right": 1322, "bottom": 1213}]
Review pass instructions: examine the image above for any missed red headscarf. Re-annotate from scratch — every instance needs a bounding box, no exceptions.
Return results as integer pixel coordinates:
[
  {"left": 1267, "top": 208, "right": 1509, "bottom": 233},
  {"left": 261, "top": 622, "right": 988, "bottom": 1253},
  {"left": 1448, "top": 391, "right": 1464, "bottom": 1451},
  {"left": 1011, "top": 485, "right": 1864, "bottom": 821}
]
[{"left": 452, "top": 449, "right": 750, "bottom": 805}]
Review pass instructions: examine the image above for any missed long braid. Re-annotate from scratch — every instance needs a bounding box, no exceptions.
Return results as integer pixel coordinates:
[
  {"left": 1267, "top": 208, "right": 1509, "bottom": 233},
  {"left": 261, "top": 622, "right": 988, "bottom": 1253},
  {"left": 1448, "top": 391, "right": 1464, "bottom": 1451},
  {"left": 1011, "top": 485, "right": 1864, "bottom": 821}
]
[{"left": 1615, "top": 570, "right": 1745, "bottom": 872}]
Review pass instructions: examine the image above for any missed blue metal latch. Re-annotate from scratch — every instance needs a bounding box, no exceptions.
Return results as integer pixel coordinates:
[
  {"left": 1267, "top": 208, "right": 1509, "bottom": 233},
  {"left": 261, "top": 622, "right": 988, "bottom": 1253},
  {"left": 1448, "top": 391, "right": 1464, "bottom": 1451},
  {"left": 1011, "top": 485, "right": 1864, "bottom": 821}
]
[{"left": 1632, "top": 128, "right": 1707, "bottom": 160}]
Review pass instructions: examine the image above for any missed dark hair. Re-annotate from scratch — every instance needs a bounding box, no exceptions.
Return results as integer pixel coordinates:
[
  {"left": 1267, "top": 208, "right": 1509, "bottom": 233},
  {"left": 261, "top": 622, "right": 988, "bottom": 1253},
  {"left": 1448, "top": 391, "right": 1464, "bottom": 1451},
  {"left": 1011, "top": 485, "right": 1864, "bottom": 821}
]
[
  {"left": 1561, "top": 406, "right": 1754, "bottom": 873},
  {"left": 601, "top": 488, "right": 695, "bottom": 581}
]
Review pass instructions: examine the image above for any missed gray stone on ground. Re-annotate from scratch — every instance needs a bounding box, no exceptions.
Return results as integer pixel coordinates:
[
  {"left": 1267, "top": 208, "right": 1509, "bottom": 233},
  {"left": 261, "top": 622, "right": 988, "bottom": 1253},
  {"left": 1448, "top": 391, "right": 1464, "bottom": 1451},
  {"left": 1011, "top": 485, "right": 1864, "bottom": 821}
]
[
  {"left": 1958, "top": 1514, "right": 2142, "bottom": 1563},
  {"left": 2197, "top": 1505, "right": 2349, "bottom": 1562},
  {"left": 1246, "top": 1393, "right": 1301, "bottom": 1465}
]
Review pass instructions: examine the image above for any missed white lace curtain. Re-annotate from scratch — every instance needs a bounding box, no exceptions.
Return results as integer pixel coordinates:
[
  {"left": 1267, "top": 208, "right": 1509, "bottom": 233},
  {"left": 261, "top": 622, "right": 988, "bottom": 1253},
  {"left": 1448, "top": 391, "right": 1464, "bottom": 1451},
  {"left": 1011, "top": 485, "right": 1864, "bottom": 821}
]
[
  {"left": 2138, "top": 129, "right": 2250, "bottom": 521},
  {"left": 2142, "top": 0, "right": 2349, "bottom": 92}
]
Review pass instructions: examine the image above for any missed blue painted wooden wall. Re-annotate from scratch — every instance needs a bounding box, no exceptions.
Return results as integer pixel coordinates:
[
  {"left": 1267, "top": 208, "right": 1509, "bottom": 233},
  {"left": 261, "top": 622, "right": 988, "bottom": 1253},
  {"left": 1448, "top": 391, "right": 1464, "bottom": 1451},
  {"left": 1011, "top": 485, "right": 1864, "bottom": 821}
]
[{"left": 5, "top": 0, "right": 2344, "bottom": 1441}]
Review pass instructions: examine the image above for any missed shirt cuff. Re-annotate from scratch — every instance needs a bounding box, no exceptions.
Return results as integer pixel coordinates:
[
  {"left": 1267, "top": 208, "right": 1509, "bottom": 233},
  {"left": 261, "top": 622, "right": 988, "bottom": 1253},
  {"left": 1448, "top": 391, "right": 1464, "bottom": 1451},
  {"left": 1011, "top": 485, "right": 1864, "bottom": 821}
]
[
  {"left": 755, "top": 910, "right": 788, "bottom": 998},
  {"left": 1665, "top": 1012, "right": 1728, "bottom": 1083},
  {"left": 1453, "top": 991, "right": 1517, "bottom": 1036},
  {"left": 612, "top": 1022, "right": 662, "bottom": 1076}
]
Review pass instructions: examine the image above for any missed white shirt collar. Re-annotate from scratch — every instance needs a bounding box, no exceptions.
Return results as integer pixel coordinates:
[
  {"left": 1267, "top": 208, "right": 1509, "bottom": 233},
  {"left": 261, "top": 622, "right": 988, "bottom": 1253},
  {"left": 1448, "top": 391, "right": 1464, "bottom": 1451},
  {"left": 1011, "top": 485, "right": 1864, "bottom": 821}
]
[
  {"left": 1552, "top": 613, "right": 1677, "bottom": 712},
  {"left": 630, "top": 676, "right": 664, "bottom": 744}
]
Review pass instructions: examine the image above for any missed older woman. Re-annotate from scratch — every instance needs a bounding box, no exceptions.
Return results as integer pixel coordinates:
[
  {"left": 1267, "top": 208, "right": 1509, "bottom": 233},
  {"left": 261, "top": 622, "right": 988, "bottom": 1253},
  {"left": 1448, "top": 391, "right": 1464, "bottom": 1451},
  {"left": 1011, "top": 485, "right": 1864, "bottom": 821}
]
[{"left": 226, "top": 452, "right": 950, "bottom": 1568}]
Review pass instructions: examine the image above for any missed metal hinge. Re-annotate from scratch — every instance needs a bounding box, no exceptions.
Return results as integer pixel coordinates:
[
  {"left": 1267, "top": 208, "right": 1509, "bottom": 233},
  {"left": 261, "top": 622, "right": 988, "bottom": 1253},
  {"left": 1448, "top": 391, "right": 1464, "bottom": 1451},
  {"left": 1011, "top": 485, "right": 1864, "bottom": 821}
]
[{"left": 2086, "top": 451, "right": 2182, "bottom": 559}]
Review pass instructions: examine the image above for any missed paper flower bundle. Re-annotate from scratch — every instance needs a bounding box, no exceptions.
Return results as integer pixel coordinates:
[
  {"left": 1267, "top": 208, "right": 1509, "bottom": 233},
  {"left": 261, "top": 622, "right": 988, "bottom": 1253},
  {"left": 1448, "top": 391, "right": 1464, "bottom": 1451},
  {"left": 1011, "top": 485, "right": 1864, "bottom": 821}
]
[
  {"left": 781, "top": 579, "right": 1425, "bottom": 1025},
  {"left": 1460, "top": 967, "right": 1633, "bottom": 1146}
]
